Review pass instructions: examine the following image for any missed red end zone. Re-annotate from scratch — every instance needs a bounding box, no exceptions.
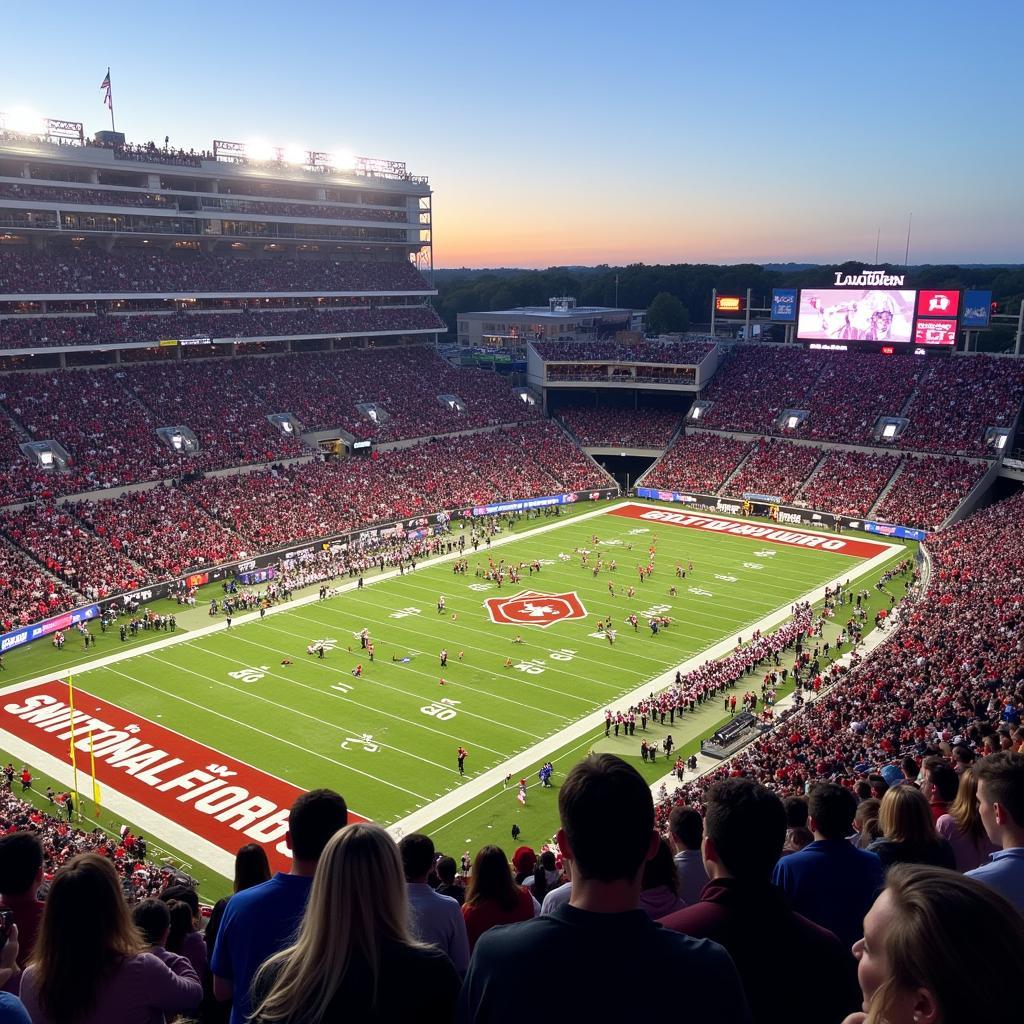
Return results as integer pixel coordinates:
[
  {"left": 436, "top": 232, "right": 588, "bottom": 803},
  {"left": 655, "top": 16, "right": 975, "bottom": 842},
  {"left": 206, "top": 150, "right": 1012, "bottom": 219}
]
[
  {"left": 609, "top": 504, "right": 893, "bottom": 559},
  {"left": 0, "top": 681, "right": 364, "bottom": 873}
]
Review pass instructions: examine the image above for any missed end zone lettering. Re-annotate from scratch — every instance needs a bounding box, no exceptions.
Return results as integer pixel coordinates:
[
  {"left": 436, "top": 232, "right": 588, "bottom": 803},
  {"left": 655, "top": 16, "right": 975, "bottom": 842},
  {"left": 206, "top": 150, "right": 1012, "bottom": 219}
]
[
  {"left": 608, "top": 504, "right": 892, "bottom": 559},
  {"left": 0, "top": 681, "right": 364, "bottom": 872}
]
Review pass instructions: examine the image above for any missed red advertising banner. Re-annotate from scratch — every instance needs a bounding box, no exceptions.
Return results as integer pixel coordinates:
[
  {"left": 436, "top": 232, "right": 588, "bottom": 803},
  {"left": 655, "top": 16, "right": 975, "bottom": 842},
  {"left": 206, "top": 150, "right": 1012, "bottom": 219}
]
[
  {"left": 916, "top": 290, "right": 960, "bottom": 318},
  {"left": 608, "top": 504, "right": 894, "bottom": 559},
  {"left": 913, "top": 319, "right": 958, "bottom": 347},
  {"left": 0, "top": 681, "right": 366, "bottom": 872}
]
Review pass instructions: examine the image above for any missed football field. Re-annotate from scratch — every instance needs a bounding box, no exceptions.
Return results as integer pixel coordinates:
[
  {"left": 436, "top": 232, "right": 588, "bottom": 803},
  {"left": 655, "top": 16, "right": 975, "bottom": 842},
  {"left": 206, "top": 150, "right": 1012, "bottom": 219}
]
[{"left": 0, "top": 501, "right": 905, "bottom": 888}]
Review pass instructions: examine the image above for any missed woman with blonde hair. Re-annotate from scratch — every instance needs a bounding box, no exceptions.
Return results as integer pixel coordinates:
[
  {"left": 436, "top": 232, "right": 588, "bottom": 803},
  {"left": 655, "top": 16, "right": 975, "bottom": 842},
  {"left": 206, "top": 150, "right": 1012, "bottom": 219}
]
[
  {"left": 934, "top": 767, "right": 999, "bottom": 872},
  {"left": 843, "top": 864, "right": 1024, "bottom": 1024},
  {"left": 250, "top": 823, "right": 458, "bottom": 1024},
  {"left": 867, "top": 785, "right": 955, "bottom": 871},
  {"left": 19, "top": 853, "right": 201, "bottom": 1023}
]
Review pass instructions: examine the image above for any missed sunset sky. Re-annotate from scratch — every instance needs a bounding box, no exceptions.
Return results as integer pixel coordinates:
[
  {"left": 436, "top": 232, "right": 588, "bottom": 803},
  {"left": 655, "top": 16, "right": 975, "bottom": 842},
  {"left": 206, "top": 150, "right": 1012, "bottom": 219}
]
[{"left": 3, "top": 0, "right": 1021, "bottom": 267}]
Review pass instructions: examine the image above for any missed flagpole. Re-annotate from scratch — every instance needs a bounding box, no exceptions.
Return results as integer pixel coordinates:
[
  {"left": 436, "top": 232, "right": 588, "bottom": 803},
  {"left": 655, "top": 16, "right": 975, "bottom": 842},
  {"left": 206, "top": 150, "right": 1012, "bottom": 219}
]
[
  {"left": 108, "top": 70, "right": 116, "bottom": 133},
  {"left": 67, "top": 675, "right": 82, "bottom": 823}
]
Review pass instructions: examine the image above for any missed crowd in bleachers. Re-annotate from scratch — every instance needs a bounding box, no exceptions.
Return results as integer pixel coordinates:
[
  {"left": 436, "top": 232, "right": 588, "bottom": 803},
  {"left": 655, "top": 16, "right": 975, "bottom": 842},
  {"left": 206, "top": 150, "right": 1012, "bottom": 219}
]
[
  {"left": 642, "top": 432, "right": 752, "bottom": 494},
  {"left": 724, "top": 437, "right": 823, "bottom": 503},
  {"left": 188, "top": 423, "right": 607, "bottom": 550},
  {"left": 0, "top": 183, "right": 172, "bottom": 209},
  {"left": 557, "top": 406, "right": 681, "bottom": 448},
  {"left": 533, "top": 339, "right": 715, "bottom": 364},
  {"left": 797, "top": 449, "right": 903, "bottom": 518},
  {"left": 70, "top": 487, "right": 243, "bottom": 580},
  {"left": 874, "top": 455, "right": 988, "bottom": 530},
  {"left": 900, "top": 355, "right": 1024, "bottom": 456},
  {"left": 799, "top": 353, "right": 924, "bottom": 445},
  {"left": 702, "top": 345, "right": 823, "bottom": 433},
  {"left": 654, "top": 488, "right": 1024, "bottom": 834},
  {"left": 1, "top": 504, "right": 143, "bottom": 600},
  {"left": 0, "top": 537, "right": 78, "bottom": 631},
  {"left": 0, "top": 247, "right": 431, "bottom": 294},
  {"left": 202, "top": 197, "right": 408, "bottom": 222},
  {"left": 0, "top": 348, "right": 540, "bottom": 504},
  {"left": 701, "top": 344, "right": 1024, "bottom": 458},
  {"left": 0, "top": 305, "right": 444, "bottom": 350}
]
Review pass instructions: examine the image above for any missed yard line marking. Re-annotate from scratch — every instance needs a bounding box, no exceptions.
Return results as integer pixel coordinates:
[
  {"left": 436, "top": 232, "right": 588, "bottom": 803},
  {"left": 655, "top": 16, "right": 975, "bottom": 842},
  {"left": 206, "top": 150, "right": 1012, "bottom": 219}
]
[
  {"left": 156, "top": 643, "right": 516, "bottom": 758},
  {"left": 137, "top": 650, "right": 462, "bottom": 777},
  {"left": 104, "top": 664, "right": 430, "bottom": 801}
]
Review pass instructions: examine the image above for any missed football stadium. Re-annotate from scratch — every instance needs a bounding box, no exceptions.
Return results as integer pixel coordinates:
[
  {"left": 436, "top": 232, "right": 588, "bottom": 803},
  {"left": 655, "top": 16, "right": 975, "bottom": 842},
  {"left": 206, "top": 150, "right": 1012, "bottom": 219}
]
[{"left": 1, "top": 26, "right": 1023, "bottom": 1024}]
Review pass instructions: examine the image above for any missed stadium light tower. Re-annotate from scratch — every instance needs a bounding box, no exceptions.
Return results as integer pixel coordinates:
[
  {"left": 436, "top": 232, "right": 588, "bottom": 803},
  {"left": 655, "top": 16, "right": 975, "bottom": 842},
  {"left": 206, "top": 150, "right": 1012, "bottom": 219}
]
[
  {"left": 282, "top": 144, "right": 307, "bottom": 166},
  {"left": 3, "top": 107, "right": 46, "bottom": 136},
  {"left": 329, "top": 148, "right": 355, "bottom": 170},
  {"left": 246, "top": 139, "right": 276, "bottom": 162}
]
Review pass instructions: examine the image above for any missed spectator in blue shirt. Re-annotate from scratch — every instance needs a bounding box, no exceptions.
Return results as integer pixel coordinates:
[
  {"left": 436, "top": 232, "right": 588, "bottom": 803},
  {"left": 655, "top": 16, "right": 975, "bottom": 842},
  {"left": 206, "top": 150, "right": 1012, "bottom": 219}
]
[
  {"left": 772, "top": 782, "right": 883, "bottom": 950},
  {"left": 966, "top": 751, "right": 1024, "bottom": 911},
  {"left": 211, "top": 789, "right": 348, "bottom": 1024},
  {"left": 399, "top": 833, "right": 470, "bottom": 975}
]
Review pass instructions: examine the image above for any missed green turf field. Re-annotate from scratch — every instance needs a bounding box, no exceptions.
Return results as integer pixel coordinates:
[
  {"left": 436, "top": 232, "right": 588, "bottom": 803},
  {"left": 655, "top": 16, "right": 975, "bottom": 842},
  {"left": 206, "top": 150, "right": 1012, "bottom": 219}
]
[{"left": 0, "top": 501, "right": 908, "bottom": 897}]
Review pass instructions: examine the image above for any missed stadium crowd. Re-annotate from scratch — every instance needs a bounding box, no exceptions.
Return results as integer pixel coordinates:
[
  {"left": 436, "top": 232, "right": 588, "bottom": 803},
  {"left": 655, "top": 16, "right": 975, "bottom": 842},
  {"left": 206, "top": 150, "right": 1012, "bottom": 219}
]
[
  {"left": 0, "top": 539, "right": 78, "bottom": 632},
  {"left": 724, "top": 438, "right": 823, "bottom": 503},
  {"left": 0, "top": 348, "right": 540, "bottom": 504},
  {"left": 702, "top": 345, "right": 823, "bottom": 433},
  {"left": 797, "top": 449, "right": 904, "bottom": 518},
  {"left": 0, "top": 247, "right": 431, "bottom": 295},
  {"left": 533, "top": 339, "right": 715, "bottom": 364},
  {"left": 700, "top": 344, "right": 1024, "bottom": 458},
  {"left": 0, "top": 504, "right": 143, "bottom": 600},
  {"left": 874, "top": 455, "right": 988, "bottom": 531},
  {"left": 0, "top": 306, "right": 444, "bottom": 350},
  {"left": 70, "top": 487, "right": 243, "bottom": 580},
  {"left": 642, "top": 432, "right": 752, "bottom": 494},
  {"left": 0, "top": 183, "right": 172, "bottom": 209},
  {"left": 900, "top": 355, "right": 1024, "bottom": 456},
  {"left": 557, "top": 405, "right": 682, "bottom": 448}
]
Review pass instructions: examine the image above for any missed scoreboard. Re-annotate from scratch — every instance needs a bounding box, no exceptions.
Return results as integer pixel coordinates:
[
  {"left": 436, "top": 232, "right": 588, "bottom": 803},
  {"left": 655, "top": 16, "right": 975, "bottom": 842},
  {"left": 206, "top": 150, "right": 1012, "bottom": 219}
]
[{"left": 788, "top": 278, "right": 961, "bottom": 350}]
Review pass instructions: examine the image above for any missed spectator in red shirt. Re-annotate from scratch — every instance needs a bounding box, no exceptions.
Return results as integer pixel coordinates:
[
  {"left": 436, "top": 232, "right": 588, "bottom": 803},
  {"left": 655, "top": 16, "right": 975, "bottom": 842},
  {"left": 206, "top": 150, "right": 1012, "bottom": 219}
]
[
  {"left": 0, "top": 831, "right": 44, "bottom": 977},
  {"left": 461, "top": 846, "right": 538, "bottom": 951},
  {"left": 918, "top": 756, "right": 958, "bottom": 823}
]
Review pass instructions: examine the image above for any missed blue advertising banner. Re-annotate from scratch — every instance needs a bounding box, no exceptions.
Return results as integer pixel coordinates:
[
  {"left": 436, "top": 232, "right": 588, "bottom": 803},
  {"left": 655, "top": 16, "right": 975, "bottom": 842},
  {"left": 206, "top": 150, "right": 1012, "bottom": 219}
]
[
  {"left": 961, "top": 290, "right": 992, "bottom": 328},
  {"left": 771, "top": 288, "right": 798, "bottom": 322},
  {"left": 861, "top": 520, "right": 927, "bottom": 542},
  {"left": 0, "top": 603, "right": 100, "bottom": 653}
]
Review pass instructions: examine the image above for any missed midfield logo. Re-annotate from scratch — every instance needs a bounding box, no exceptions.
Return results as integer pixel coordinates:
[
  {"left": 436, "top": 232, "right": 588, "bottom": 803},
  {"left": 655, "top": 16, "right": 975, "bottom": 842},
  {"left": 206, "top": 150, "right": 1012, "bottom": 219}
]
[{"left": 484, "top": 590, "right": 588, "bottom": 628}]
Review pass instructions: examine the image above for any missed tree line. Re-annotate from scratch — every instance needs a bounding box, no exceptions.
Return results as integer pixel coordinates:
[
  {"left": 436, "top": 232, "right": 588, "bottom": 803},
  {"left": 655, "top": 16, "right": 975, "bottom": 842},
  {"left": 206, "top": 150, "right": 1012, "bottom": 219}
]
[{"left": 433, "top": 262, "right": 1024, "bottom": 349}]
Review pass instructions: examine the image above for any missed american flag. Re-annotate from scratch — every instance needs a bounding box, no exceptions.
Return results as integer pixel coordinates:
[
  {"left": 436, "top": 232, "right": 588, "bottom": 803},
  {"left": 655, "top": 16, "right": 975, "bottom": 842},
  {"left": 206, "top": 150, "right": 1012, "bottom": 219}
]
[{"left": 100, "top": 70, "right": 112, "bottom": 109}]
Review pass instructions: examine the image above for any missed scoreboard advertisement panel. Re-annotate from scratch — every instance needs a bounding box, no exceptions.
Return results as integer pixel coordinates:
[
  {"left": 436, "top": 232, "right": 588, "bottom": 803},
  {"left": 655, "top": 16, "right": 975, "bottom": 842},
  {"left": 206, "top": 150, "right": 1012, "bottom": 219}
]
[
  {"left": 914, "top": 319, "right": 958, "bottom": 346},
  {"left": 797, "top": 288, "right": 916, "bottom": 343},
  {"left": 917, "top": 290, "right": 959, "bottom": 318}
]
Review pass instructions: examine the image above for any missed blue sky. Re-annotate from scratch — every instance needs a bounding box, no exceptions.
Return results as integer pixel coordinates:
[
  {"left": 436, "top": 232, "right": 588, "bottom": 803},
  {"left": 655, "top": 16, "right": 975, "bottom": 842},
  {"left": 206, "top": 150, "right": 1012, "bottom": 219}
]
[{"left": 2, "top": 0, "right": 1021, "bottom": 266}]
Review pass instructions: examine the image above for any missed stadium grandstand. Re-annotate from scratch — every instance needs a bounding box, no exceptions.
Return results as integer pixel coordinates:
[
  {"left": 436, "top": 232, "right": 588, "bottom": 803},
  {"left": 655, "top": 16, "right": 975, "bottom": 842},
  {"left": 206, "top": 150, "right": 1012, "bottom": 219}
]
[{"left": 1, "top": 118, "right": 1024, "bottom": 1024}]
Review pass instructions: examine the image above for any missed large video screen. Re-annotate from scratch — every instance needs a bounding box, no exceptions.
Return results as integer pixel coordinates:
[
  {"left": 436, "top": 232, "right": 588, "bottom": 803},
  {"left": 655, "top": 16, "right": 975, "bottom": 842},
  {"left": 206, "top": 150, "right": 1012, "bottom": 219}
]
[{"left": 797, "top": 288, "right": 916, "bottom": 343}]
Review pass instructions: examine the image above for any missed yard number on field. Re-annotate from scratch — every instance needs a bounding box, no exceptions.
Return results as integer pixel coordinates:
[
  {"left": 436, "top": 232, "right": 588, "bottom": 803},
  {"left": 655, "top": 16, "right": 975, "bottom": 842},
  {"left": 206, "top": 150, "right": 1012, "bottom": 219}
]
[
  {"left": 228, "top": 666, "right": 269, "bottom": 684},
  {"left": 341, "top": 733, "right": 379, "bottom": 752},
  {"left": 421, "top": 697, "right": 461, "bottom": 721}
]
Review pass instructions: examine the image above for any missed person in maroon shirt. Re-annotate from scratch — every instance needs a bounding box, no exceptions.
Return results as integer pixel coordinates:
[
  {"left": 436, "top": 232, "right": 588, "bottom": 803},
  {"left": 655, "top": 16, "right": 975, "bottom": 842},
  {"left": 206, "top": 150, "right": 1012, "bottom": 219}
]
[
  {"left": 462, "top": 847, "right": 537, "bottom": 951},
  {"left": 0, "top": 832, "right": 44, "bottom": 978},
  {"left": 660, "top": 779, "right": 860, "bottom": 1024}
]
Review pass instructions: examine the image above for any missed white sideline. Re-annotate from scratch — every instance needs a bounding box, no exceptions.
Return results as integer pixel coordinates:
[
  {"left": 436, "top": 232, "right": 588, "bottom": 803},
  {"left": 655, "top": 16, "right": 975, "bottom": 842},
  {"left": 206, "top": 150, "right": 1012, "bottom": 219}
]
[{"left": 0, "top": 501, "right": 903, "bottom": 872}]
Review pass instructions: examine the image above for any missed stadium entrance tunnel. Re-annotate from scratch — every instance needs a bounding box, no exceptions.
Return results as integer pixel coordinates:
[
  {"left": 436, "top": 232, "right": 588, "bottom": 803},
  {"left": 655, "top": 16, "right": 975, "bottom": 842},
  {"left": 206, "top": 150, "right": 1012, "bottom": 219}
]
[{"left": 596, "top": 453, "right": 656, "bottom": 490}]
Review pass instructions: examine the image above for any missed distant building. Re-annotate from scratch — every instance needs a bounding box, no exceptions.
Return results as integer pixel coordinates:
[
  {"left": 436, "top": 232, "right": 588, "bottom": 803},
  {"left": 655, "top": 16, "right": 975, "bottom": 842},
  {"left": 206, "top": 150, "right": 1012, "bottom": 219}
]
[{"left": 457, "top": 296, "right": 632, "bottom": 349}]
